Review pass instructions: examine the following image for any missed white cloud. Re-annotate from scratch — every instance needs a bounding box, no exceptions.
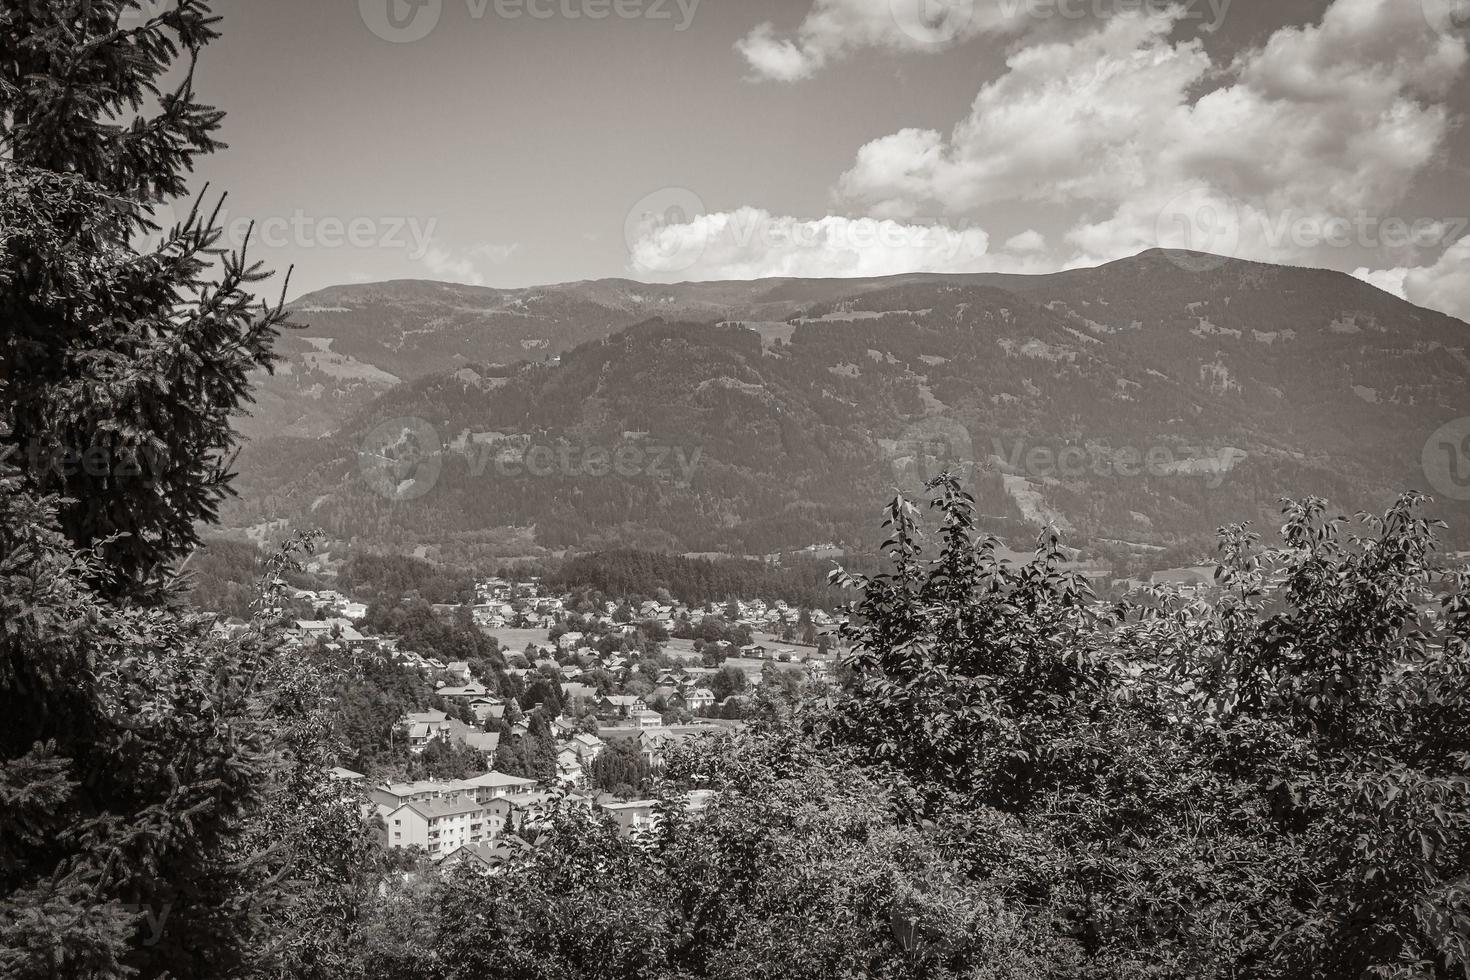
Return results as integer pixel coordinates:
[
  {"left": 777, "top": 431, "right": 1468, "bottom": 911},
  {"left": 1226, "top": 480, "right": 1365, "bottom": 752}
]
[
  {"left": 1005, "top": 229, "right": 1046, "bottom": 253},
  {"left": 839, "top": 9, "right": 1206, "bottom": 215},
  {"left": 843, "top": 1, "right": 1462, "bottom": 221},
  {"left": 1352, "top": 266, "right": 1409, "bottom": 299},
  {"left": 738, "top": 22, "right": 826, "bottom": 82},
  {"left": 627, "top": 207, "right": 1068, "bottom": 280},
  {"left": 418, "top": 242, "right": 523, "bottom": 286},
  {"left": 735, "top": 0, "right": 1250, "bottom": 82},
  {"left": 1357, "top": 237, "right": 1470, "bottom": 323},
  {"left": 717, "top": 0, "right": 1470, "bottom": 320},
  {"left": 469, "top": 242, "right": 523, "bottom": 264},
  {"left": 827, "top": 0, "right": 1468, "bottom": 319},
  {"left": 1405, "top": 237, "right": 1470, "bottom": 321}
]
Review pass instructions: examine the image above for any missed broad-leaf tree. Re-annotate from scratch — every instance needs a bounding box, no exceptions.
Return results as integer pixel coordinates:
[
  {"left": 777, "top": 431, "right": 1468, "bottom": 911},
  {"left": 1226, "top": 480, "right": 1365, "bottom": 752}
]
[{"left": 826, "top": 476, "right": 1470, "bottom": 978}]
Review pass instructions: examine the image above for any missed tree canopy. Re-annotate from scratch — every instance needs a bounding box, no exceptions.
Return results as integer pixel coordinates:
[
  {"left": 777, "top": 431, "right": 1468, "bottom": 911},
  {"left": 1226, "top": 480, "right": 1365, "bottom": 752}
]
[
  {"left": 1, "top": 0, "right": 289, "bottom": 602},
  {"left": 1, "top": 5, "right": 371, "bottom": 978}
]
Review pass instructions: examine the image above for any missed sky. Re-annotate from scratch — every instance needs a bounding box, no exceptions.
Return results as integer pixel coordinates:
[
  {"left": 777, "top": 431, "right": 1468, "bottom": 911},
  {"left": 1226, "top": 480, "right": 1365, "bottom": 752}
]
[{"left": 189, "top": 0, "right": 1470, "bottom": 320}]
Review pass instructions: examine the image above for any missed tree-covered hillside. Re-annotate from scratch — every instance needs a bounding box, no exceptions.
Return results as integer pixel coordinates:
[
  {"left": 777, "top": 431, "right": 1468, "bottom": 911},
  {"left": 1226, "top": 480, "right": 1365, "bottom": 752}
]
[{"left": 229, "top": 261, "right": 1469, "bottom": 564}]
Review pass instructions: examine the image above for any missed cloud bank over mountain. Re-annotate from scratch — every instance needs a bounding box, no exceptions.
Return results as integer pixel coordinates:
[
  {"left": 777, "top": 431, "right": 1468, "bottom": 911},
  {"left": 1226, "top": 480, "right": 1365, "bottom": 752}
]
[{"left": 637, "top": 0, "right": 1467, "bottom": 320}]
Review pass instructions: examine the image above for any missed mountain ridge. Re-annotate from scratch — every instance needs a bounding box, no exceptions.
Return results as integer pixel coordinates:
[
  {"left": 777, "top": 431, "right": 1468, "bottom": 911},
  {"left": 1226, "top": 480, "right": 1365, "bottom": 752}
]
[
  {"left": 226, "top": 250, "right": 1470, "bottom": 569},
  {"left": 248, "top": 249, "right": 1461, "bottom": 441}
]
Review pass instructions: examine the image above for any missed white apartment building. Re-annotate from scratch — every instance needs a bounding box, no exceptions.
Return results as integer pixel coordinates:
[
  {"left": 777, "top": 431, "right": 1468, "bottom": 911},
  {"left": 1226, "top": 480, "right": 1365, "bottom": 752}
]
[{"left": 385, "top": 796, "right": 493, "bottom": 855}]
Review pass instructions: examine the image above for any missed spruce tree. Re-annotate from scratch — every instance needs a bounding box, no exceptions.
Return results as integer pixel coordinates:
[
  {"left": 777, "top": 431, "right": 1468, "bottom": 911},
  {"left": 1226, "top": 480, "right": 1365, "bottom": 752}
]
[
  {"left": 1, "top": 5, "right": 368, "bottom": 979},
  {"left": 1, "top": 0, "right": 289, "bottom": 603}
]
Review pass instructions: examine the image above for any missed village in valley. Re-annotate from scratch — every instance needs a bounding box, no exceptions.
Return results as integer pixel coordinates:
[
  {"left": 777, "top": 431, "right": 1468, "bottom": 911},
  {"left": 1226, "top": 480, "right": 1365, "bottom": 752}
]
[
  {"left": 265, "top": 573, "right": 843, "bottom": 871},
  {"left": 212, "top": 538, "right": 1470, "bottom": 881},
  {"left": 221, "top": 535, "right": 1353, "bottom": 877}
]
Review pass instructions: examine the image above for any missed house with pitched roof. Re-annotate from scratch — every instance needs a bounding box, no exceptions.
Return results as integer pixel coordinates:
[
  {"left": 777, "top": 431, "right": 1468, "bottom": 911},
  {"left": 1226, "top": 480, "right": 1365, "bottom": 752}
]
[
  {"left": 294, "top": 620, "right": 335, "bottom": 641},
  {"left": 458, "top": 771, "right": 539, "bottom": 802},
  {"left": 595, "top": 724, "right": 729, "bottom": 770},
  {"left": 436, "top": 681, "right": 490, "bottom": 700},
  {"left": 437, "top": 839, "right": 513, "bottom": 872},
  {"left": 569, "top": 732, "right": 605, "bottom": 762},
  {"left": 483, "top": 790, "right": 574, "bottom": 836},
  {"left": 467, "top": 696, "right": 506, "bottom": 723},
  {"left": 400, "top": 709, "right": 451, "bottom": 753},
  {"left": 598, "top": 694, "right": 645, "bottom": 718},
  {"left": 684, "top": 688, "right": 716, "bottom": 712},
  {"left": 630, "top": 708, "right": 664, "bottom": 730},
  {"left": 463, "top": 731, "right": 501, "bottom": 757},
  {"left": 555, "top": 748, "right": 583, "bottom": 785},
  {"left": 371, "top": 771, "right": 538, "bottom": 818},
  {"left": 371, "top": 779, "right": 462, "bottom": 816}
]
